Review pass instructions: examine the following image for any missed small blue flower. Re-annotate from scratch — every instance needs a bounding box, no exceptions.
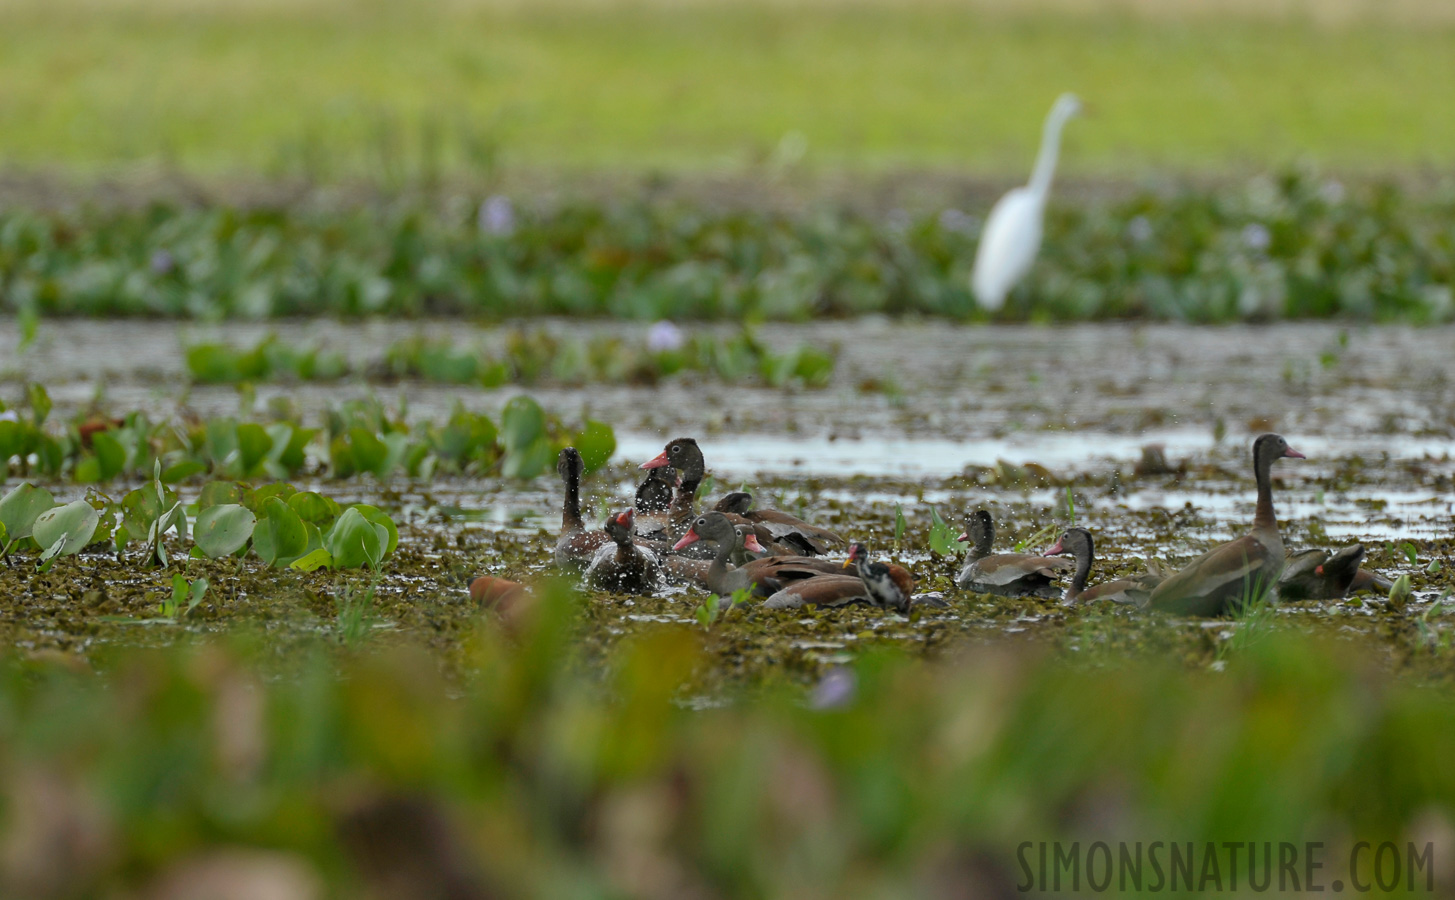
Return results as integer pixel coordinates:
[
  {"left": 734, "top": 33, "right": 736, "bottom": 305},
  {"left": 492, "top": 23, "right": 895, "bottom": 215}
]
[
  {"left": 646, "top": 320, "right": 685, "bottom": 352},
  {"left": 1241, "top": 223, "right": 1271, "bottom": 252},
  {"left": 149, "top": 250, "right": 175, "bottom": 275},
  {"left": 478, "top": 195, "right": 515, "bottom": 236},
  {"left": 810, "top": 667, "right": 857, "bottom": 710}
]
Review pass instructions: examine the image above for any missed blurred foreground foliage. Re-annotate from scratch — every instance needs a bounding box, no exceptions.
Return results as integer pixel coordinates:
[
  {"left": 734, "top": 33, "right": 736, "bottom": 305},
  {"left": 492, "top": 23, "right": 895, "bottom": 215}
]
[
  {"left": 2, "top": 170, "right": 1453, "bottom": 322},
  {"left": 2, "top": 581, "right": 1453, "bottom": 898}
]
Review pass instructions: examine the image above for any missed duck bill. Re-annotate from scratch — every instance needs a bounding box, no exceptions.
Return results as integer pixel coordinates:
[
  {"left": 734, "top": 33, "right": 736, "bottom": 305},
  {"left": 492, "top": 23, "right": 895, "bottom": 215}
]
[
  {"left": 640, "top": 451, "right": 671, "bottom": 470},
  {"left": 616, "top": 509, "right": 635, "bottom": 529},
  {"left": 743, "top": 534, "right": 765, "bottom": 553},
  {"left": 1043, "top": 540, "right": 1065, "bottom": 556},
  {"left": 1283, "top": 446, "right": 1307, "bottom": 459},
  {"left": 956, "top": 531, "right": 970, "bottom": 543},
  {"left": 671, "top": 529, "right": 701, "bottom": 551},
  {"left": 1314, "top": 565, "right": 1325, "bottom": 576}
]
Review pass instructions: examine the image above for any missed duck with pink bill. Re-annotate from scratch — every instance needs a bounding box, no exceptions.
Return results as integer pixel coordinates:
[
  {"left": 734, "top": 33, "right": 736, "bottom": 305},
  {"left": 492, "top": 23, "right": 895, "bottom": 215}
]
[
  {"left": 671, "top": 511, "right": 787, "bottom": 598},
  {"left": 1148, "top": 433, "right": 1305, "bottom": 617},
  {"left": 1042, "top": 527, "right": 1166, "bottom": 606}
]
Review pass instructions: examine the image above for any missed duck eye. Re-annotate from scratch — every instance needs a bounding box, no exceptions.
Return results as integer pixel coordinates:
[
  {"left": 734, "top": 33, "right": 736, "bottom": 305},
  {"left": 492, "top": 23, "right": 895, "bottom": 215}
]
[{"left": 670, "top": 445, "right": 680, "bottom": 454}]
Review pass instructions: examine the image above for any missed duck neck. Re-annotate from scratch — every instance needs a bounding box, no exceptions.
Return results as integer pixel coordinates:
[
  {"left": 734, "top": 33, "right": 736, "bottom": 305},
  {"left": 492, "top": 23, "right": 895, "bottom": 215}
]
[
  {"left": 705, "top": 532, "right": 735, "bottom": 594},
  {"left": 561, "top": 469, "right": 585, "bottom": 534},
  {"left": 1252, "top": 451, "right": 1278, "bottom": 534},
  {"left": 669, "top": 478, "right": 700, "bottom": 533},
  {"left": 1067, "top": 541, "right": 1093, "bottom": 601}
]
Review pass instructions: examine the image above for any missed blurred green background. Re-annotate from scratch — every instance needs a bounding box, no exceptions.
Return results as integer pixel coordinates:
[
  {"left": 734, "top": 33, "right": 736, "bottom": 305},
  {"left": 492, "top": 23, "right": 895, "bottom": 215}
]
[{"left": 3, "top": 0, "right": 1454, "bottom": 178}]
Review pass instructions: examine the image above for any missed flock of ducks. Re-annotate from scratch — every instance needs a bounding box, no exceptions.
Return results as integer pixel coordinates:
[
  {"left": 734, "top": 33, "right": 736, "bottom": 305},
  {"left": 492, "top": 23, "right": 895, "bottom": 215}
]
[{"left": 470, "top": 433, "right": 1396, "bottom": 620}]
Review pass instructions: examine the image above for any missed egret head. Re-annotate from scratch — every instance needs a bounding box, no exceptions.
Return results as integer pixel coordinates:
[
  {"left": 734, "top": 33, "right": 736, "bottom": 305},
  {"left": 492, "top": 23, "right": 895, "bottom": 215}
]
[{"left": 1050, "top": 93, "right": 1083, "bottom": 123}]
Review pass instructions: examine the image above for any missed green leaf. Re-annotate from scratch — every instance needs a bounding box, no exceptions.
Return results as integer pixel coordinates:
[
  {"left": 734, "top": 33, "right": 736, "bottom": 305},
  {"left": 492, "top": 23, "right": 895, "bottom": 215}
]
[
  {"left": 160, "top": 460, "right": 208, "bottom": 483},
  {"left": 346, "top": 427, "right": 390, "bottom": 477},
  {"left": 235, "top": 423, "right": 274, "bottom": 474},
  {"left": 32, "top": 500, "right": 100, "bottom": 559},
  {"left": 90, "top": 431, "right": 127, "bottom": 480},
  {"left": 288, "top": 491, "right": 341, "bottom": 525},
  {"left": 500, "top": 395, "right": 546, "bottom": 452},
  {"left": 928, "top": 505, "right": 961, "bottom": 556},
  {"left": 502, "top": 436, "right": 554, "bottom": 480},
  {"left": 255, "top": 497, "right": 309, "bottom": 567},
  {"left": 27, "top": 383, "right": 51, "bottom": 426},
  {"left": 350, "top": 504, "right": 399, "bottom": 557},
  {"left": 187, "top": 578, "right": 209, "bottom": 613},
  {"left": 1402, "top": 542, "right": 1419, "bottom": 565},
  {"left": 572, "top": 420, "right": 616, "bottom": 473},
  {"left": 197, "top": 480, "right": 244, "bottom": 511},
  {"left": 0, "top": 483, "right": 56, "bottom": 542},
  {"left": 325, "top": 507, "right": 385, "bottom": 569},
  {"left": 893, "top": 503, "right": 907, "bottom": 544},
  {"left": 194, "top": 504, "right": 257, "bottom": 558},
  {"left": 289, "top": 548, "right": 334, "bottom": 572}
]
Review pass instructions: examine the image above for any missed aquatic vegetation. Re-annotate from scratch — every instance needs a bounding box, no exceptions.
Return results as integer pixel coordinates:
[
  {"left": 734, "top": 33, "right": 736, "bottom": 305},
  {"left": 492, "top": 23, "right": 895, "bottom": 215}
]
[
  {"left": 0, "top": 389, "right": 614, "bottom": 483},
  {"left": 0, "top": 471, "right": 400, "bottom": 572},
  {"left": 184, "top": 327, "right": 837, "bottom": 389},
  {"left": 3, "top": 171, "right": 1455, "bottom": 323}
]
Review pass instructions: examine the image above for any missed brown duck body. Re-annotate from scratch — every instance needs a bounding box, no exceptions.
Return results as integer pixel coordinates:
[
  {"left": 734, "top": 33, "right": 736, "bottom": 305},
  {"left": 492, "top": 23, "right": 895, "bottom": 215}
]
[
  {"left": 954, "top": 510, "right": 1070, "bottom": 598},
  {"left": 1149, "top": 434, "right": 1305, "bottom": 617},
  {"left": 763, "top": 551, "right": 917, "bottom": 611},
  {"left": 553, "top": 447, "right": 610, "bottom": 571},
  {"left": 713, "top": 491, "right": 846, "bottom": 556},
  {"left": 1278, "top": 544, "right": 1392, "bottom": 601}
]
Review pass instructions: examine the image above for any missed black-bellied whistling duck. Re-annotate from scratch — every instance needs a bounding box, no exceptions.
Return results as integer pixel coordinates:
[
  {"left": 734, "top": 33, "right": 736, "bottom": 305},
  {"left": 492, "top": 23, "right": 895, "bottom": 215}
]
[
  {"left": 1043, "top": 527, "right": 1165, "bottom": 606},
  {"left": 586, "top": 509, "right": 663, "bottom": 594},
  {"left": 1278, "top": 544, "right": 1393, "bottom": 601},
  {"left": 638, "top": 437, "right": 705, "bottom": 542},
  {"left": 712, "top": 491, "right": 846, "bottom": 555},
  {"left": 1149, "top": 433, "right": 1305, "bottom": 617},
  {"left": 554, "top": 447, "right": 610, "bottom": 571},
  {"left": 635, "top": 464, "right": 677, "bottom": 515},
  {"left": 665, "top": 524, "right": 767, "bottom": 587},
  {"left": 671, "top": 511, "right": 785, "bottom": 598},
  {"left": 954, "top": 509, "right": 1071, "bottom": 598},
  {"left": 469, "top": 575, "right": 527, "bottom": 611},
  {"left": 762, "top": 546, "right": 918, "bottom": 612}
]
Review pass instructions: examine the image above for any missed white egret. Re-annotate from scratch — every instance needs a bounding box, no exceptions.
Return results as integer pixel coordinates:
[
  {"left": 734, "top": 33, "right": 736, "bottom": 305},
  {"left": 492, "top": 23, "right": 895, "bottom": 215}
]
[{"left": 971, "top": 93, "right": 1082, "bottom": 311}]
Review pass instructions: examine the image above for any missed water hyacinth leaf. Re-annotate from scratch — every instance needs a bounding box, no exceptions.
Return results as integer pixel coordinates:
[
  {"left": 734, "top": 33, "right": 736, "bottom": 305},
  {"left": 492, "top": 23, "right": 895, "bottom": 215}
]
[
  {"left": 350, "top": 505, "right": 399, "bottom": 557},
  {"left": 197, "top": 481, "right": 245, "bottom": 511},
  {"left": 0, "top": 420, "right": 25, "bottom": 464},
  {"left": 289, "top": 548, "right": 333, "bottom": 572},
  {"left": 573, "top": 420, "right": 616, "bottom": 473},
  {"left": 27, "top": 383, "right": 51, "bottom": 426},
  {"left": 235, "top": 423, "right": 274, "bottom": 474},
  {"left": 500, "top": 396, "right": 546, "bottom": 452},
  {"left": 326, "top": 507, "right": 385, "bottom": 569},
  {"left": 90, "top": 431, "right": 127, "bottom": 480},
  {"left": 255, "top": 497, "right": 308, "bottom": 567},
  {"left": 288, "top": 491, "right": 341, "bottom": 525},
  {"left": 0, "top": 483, "right": 56, "bottom": 543},
  {"left": 186, "top": 578, "right": 209, "bottom": 613},
  {"left": 32, "top": 500, "right": 100, "bottom": 558},
  {"left": 502, "top": 436, "right": 553, "bottom": 480},
  {"left": 927, "top": 506, "right": 962, "bottom": 557},
  {"left": 345, "top": 427, "right": 390, "bottom": 477},
  {"left": 194, "top": 504, "right": 257, "bottom": 558},
  {"left": 160, "top": 460, "right": 208, "bottom": 483}
]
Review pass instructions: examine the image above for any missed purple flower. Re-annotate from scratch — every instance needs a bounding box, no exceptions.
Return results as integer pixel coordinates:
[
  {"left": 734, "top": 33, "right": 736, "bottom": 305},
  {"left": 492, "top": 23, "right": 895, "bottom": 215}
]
[
  {"left": 1241, "top": 223, "right": 1271, "bottom": 252},
  {"left": 0, "top": 410, "right": 17, "bottom": 423},
  {"left": 810, "top": 667, "right": 857, "bottom": 710},
  {"left": 150, "top": 250, "right": 175, "bottom": 275},
  {"left": 1126, "top": 215, "right": 1153, "bottom": 244},
  {"left": 646, "top": 320, "right": 685, "bottom": 352},
  {"left": 478, "top": 195, "right": 515, "bottom": 237}
]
